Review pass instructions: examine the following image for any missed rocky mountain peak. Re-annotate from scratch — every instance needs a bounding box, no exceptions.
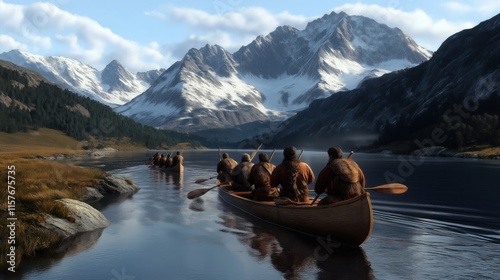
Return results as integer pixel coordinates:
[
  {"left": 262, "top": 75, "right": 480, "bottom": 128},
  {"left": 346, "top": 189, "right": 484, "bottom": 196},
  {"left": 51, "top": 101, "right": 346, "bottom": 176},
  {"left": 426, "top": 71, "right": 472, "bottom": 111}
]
[
  {"left": 268, "top": 13, "right": 500, "bottom": 150},
  {"left": 182, "top": 44, "right": 237, "bottom": 77},
  {"left": 101, "top": 59, "right": 135, "bottom": 88},
  {"left": 119, "top": 11, "right": 433, "bottom": 133}
]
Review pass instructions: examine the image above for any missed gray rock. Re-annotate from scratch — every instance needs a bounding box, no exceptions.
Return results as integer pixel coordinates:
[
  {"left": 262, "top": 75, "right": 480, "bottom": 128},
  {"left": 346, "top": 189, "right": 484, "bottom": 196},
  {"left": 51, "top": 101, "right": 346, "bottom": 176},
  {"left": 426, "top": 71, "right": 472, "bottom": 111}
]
[
  {"left": 83, "top": 187, "right": 104, "bottom": 202},
  {"left": 97, "top": 174, "right": 140, "bottom": 194},
  {"left": 40, "top": 198, "right": 110, "bottom": 238}
]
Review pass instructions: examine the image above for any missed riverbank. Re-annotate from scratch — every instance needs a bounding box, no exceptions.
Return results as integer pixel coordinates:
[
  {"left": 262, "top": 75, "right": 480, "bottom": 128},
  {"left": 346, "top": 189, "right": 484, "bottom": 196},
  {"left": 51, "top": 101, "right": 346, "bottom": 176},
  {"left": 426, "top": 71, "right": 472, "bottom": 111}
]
[
  {"left": 0, "top": 129, "right": 142, "bottom": 271},
  {"left": 364, "top": 140, "right": 500, "bottom": 159}
]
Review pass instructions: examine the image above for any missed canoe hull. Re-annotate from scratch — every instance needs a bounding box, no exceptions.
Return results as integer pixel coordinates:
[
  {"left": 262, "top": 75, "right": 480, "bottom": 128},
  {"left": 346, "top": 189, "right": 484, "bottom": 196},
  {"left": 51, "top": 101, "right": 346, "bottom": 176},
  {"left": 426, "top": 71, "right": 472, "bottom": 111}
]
[
  {"left": 149, "top": 163, "right": 184, "bottom": 173},
  {"left": 164, "top": 163, "right": 183, "bottom": 173},
  {"left": 218, "top": 187, "right": 373, "bottom": 246}
]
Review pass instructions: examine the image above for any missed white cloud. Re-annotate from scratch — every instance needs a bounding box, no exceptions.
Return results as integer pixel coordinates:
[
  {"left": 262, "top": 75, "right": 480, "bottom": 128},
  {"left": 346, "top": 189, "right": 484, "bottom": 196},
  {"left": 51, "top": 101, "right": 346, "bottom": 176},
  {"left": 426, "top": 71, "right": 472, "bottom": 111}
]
[
  {"left": 151, "top": 6, "right": 311, "bottom": 55},
  {"left": 0, "top": 1, "right": 171, "bottom": 72},
  {"left": 2, "top": 1, "right": 497, "bottom": 73},
  {"left": 442, "top": 2, "right": 472, "bottom": 13},
  {"left": 0, "top": 35, "right": 28, "bottom": 50},
  {"left": 333, "top": 3, "right": 476, "bottom": 51},
  {"left": 473, "top": 0, "right": 500, "bottom": 15}
]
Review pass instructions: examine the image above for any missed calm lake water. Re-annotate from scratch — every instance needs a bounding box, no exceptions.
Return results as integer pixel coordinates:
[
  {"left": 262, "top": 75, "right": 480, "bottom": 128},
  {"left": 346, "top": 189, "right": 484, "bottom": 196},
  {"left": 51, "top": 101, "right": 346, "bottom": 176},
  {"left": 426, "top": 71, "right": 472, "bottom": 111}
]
[{"left": 11, "top": 150, "right": 500, "bottom": 279}]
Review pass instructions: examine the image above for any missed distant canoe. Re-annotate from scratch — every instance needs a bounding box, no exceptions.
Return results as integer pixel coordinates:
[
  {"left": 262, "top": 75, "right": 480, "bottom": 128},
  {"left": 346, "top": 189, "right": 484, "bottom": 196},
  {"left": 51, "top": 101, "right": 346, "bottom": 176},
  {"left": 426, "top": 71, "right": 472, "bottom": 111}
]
[
  {"left": 218, "top": 186, "right": 373, "bottom": 246},
  {"left": 163, "top": 163, "right": 184, "bottom": 173},
  {"left": 149, "top": 163, "right": 184, "bottom": 173}
]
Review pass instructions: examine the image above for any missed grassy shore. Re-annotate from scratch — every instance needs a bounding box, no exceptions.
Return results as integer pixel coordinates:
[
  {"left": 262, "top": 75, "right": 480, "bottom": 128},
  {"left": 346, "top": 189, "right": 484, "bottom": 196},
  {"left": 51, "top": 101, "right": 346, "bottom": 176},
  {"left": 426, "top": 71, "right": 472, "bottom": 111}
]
[
  {"left": 364, "top": 140, "right": 500, "bottom": 158},
  {"left": 0, "top": 128, "right": 109, "bottom": 268},
  {"left": 0, "top": 128, "right": 201, "bottom": 269},
  {"left": 460, "top": 146, "right": 500, "bottom": 158}
]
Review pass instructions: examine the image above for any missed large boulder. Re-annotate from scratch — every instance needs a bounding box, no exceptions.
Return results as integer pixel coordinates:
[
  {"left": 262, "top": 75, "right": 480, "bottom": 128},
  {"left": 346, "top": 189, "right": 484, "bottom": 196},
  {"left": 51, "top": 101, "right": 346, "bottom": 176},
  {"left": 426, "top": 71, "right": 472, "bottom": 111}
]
[
  {"left": 97, "top": 174, "right": 140, "bottom": 194},
  {"left": 40, "top": 198, "right": 110, "bottom": 238},
  {"left": 82, "top": 187, "right": 104, "bottom": 202}
]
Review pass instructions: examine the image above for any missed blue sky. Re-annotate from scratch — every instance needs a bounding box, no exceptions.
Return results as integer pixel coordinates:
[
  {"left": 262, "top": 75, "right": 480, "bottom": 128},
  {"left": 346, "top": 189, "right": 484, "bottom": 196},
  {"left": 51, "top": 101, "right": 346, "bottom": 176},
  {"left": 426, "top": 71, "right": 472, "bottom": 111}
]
[{"left": 1, "top": 0, "right": 499, "bottom": 72}]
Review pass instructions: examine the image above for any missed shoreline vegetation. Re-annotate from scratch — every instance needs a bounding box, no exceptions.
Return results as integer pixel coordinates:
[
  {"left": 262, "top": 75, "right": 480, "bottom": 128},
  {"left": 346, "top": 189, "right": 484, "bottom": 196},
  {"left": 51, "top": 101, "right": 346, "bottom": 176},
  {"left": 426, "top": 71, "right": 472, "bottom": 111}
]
[
  {"left": 0, "top": 128, "right": 146, "bottom": 270},
  {"left": 363, "top": 140, "right": 500, "bottom": 159}
]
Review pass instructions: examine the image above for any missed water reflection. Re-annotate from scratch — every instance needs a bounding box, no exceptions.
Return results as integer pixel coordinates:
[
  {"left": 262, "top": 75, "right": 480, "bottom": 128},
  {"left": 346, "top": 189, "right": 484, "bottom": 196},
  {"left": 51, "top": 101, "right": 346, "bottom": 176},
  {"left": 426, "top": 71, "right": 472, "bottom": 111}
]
[
  {"left": 165, "top": 171, "right": 184, "bottom": 190},
  {"left": 20, "top": 150, "right": 500, "bottom": 279},
  {"left": 189, "top": 198, "right": 205, "bottom": 212},
  {"left": 147, "top": 165, "right": 184, "bottom": 190},
  {"left": 217, "top": 202, "right": 374, "bottom": 280},
  {"left": 6, "top": 229, "right": 105, "bottom": 280}
]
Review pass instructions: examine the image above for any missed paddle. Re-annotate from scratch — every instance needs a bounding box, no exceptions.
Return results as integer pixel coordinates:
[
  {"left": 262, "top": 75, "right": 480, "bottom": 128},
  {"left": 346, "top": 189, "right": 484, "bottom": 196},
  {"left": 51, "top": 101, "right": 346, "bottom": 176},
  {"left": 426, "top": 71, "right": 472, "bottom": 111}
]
[
  {"left": 194, "top": 175, "right": 217, "bottom": 184},
  {"left": 250, "top": 143, "right": 263, "bottom": 161},
  {"left": 311, "top": 151, "right": 354, "bottom": 205},
  {"left": 308, "top": 183, "right": 408, "bottom": 195},
  {"left": 191, "top": 143, "right": 262, "bottom": 191},
  {"left": 187, "top": 184, "right": 220, "bottom": 199},
  {"left": 298, "top": 149, "right": 304, "bottom": 159},
  {"left": 269, "top": 149, "right": 276, "bottom": 161},
  {"left": 280, "top": 183, "right": 408, "bottom": 206},
  {"left": 364, "top": 183, "right": 408, "bottom": 194}
]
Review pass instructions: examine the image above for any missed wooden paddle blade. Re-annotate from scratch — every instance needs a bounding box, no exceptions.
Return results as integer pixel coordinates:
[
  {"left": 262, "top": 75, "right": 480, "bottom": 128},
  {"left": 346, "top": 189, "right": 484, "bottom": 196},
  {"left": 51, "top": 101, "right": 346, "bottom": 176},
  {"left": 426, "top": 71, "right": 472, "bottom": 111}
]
[
  {"left": 194, "top": 176, "right": 216, "bottom": 184},
  {"left": 195, "top": 178, "right": 208, "bottom": 183},
  {"left": 365, "top": 183, "right": 408, "bottom": 194},
  {"left": 187, "top": 187, "right": 213, "bottom": 199}
]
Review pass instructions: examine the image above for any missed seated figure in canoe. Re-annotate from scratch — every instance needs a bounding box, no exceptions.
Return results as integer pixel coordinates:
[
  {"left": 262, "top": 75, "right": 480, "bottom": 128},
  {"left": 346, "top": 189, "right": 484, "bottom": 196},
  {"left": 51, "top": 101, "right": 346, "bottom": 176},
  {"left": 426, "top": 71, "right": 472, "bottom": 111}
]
[
  {"left": 172, "top": 151, "right": 183, "bottom": 167},
  {"left": 151, "top": 152, "right": 161, "bottom": 165},
  {"left": 314, "top": 147, "right": 366, "bottom": 205},
  {"left": 216, "top": 153, "right": 238, "bottom": 184},
  {"left": 158, "top": 154, "right": 167, "bottom": 167},
  {"left": 248, "top": 153, "right": 280, "bottom": 201},
  {"left": 230, "top": 153, "right": 254, "bottom": 191},
  {"left": 270, "top": 146, "right": 315, "bottom": 203},
  {"left": 164, "top": 153, "right": 173, "bottom": 168}
]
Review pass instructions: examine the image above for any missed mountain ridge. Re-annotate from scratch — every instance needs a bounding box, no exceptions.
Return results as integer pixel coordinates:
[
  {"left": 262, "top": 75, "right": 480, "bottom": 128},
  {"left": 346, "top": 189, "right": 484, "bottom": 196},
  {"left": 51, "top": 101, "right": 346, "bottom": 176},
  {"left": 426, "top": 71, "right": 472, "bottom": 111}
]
[
  {"left": 118, "top": 11, "right": 432, "bottom": 132},
  {"left": 0, "top": 50, "right": 165, "bottom": 106},
  {"left": 266, "top": 13, "right": 500, "bottom": 152}
]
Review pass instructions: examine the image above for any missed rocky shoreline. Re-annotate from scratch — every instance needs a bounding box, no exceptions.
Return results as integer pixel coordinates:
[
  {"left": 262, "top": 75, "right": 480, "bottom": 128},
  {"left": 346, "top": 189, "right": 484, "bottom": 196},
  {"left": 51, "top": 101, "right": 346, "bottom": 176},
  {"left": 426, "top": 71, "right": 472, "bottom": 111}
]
[
  {"left": 34, "top": 148, "right": 119, "bottom": 160},
  {"left": 379, "top": 146, "right": 500, "bottom": 159},
  {"left": 39, "top": 174, "right": 140, "bottom": 253}
]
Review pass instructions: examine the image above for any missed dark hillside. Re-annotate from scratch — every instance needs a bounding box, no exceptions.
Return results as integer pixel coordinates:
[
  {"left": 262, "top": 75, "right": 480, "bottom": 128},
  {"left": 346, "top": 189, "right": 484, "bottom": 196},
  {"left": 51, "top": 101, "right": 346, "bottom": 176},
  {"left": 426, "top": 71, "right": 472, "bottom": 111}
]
[{"left": 0, "top": 62, "right": 208, "bottom": 149}]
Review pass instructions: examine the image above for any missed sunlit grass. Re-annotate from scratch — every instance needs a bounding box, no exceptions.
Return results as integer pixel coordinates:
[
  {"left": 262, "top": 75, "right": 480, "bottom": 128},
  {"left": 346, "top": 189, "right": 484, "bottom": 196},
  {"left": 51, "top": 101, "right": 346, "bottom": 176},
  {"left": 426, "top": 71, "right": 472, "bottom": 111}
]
[
  {"left": 0, "top": 127, "right": 147, "bottom": 269},
  {"left": 0, "top": 158, "right": 106, "bottom": 268},
  {"left": 0, "top": 128, "right": 87, "bottom": 158},
  {"left": 462, "top": 146, "right": 500, "bottom": 157}
]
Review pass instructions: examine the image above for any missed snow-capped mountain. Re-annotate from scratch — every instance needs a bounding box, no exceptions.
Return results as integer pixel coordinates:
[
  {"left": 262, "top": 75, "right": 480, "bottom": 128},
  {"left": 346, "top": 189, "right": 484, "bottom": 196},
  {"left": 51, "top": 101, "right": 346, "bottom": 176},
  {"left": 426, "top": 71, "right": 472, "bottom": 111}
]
[
  {"left": 267, "top": 13, "right": 500, "bottom": 150},
  {"left": 118, "top": 11, "right": 432, "bottom": 132},
  {"left": 0, "top": 50, "right": 164, "bottom": 106}
]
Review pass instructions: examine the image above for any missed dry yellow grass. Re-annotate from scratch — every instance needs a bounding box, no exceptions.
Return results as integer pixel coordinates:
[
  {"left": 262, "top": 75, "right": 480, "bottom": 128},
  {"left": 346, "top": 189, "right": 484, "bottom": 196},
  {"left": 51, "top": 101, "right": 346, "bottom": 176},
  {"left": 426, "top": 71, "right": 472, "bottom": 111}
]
[
  {"left": 89, "top": 136, "right": 147, "bottom": 151},
  {"left": 462, "top": 146, "right": 500, "bottom": 157},
  {"left": 0, "top": 159, "right": 106, "bottom": 267},
  {"left": 0, "top": 130, "right": 107, "bottom": 268},
  {"left": 0, "top": 128, "right": 87, "bottom": 158},
  {"left": 0, "top": 159, "right": 105, "bottom": 266},
  {"left": 0, "top": 128, "right": 148, "bottom": 158}
]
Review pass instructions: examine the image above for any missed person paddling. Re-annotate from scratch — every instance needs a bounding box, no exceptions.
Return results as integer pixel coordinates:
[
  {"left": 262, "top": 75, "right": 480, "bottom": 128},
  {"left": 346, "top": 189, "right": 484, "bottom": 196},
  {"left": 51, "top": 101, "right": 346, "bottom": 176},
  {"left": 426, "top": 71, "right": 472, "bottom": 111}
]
[
  {"left": 270, "top": 146, "right": 315, "bottom": 202},
  {"left": 314, "top": 147, "right": 365, "bottom": 205}
]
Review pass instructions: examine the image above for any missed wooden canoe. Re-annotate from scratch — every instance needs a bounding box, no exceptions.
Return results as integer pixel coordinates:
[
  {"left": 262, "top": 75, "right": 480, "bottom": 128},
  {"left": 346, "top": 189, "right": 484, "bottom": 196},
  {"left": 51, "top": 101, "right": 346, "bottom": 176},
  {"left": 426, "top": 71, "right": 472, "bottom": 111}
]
[
  {"left": 218, "top": 186, "right": 373, "bottom": 246},
  {"left": 149, "top": 163, "right": 184, "bottom": 173},
  {"left": 163, "top": 163, "right": 184, "bottom": 173}
]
